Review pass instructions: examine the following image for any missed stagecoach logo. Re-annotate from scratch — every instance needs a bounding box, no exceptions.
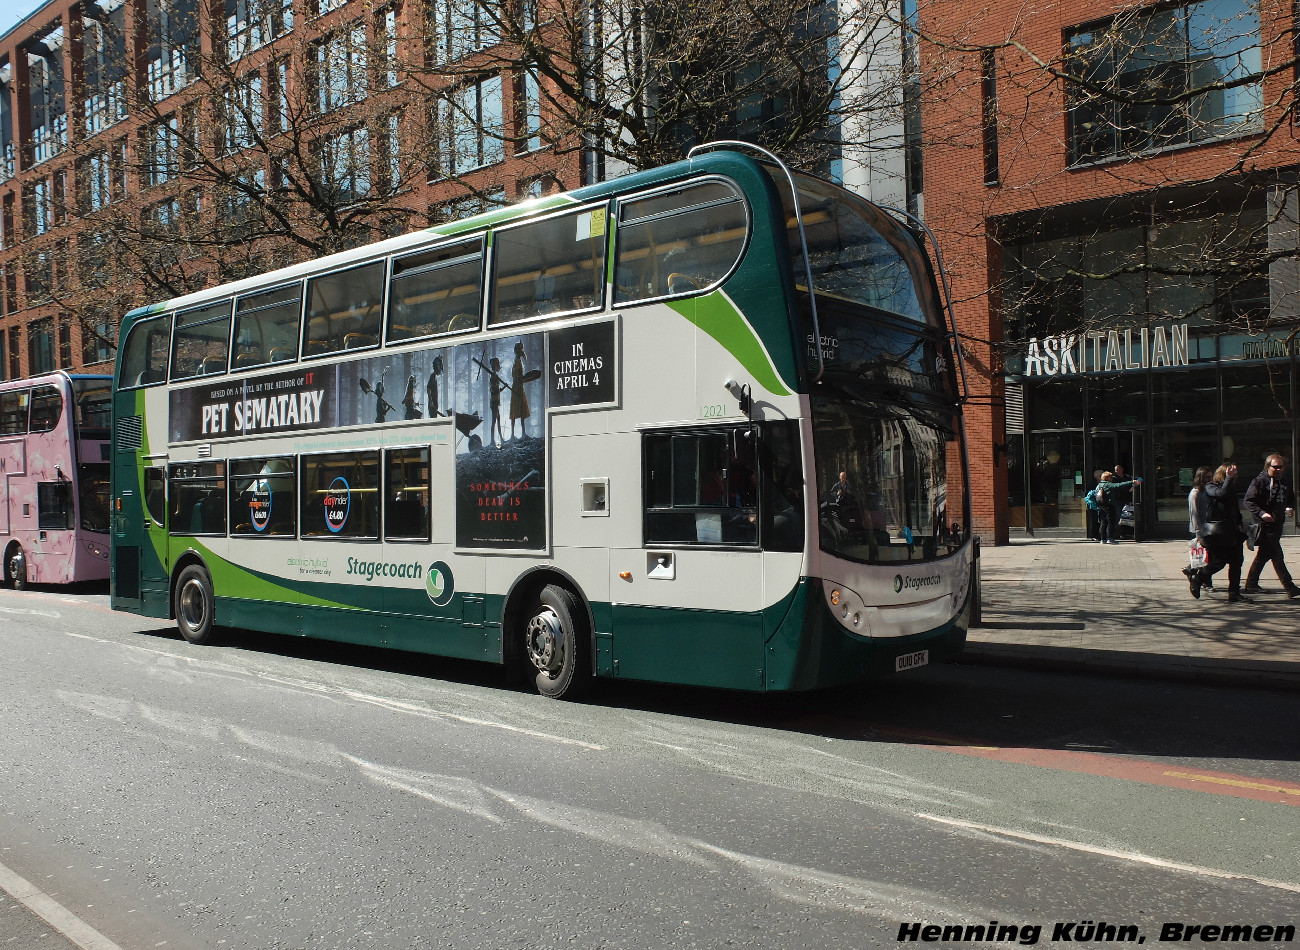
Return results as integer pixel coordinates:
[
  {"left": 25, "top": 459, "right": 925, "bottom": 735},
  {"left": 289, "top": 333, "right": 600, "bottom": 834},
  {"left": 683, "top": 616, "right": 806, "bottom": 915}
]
[
  {"left": 426, "top": 561, "right": 454, "bottom": 607},
  {"left": 895, "top": 573, "right": 943, "bottom": 593},
  {"left": 324, "top": 477, "right": 350, "bottom": 533},
  {"left": 250, "top": 484, "right": 272, "bottom": 532}
]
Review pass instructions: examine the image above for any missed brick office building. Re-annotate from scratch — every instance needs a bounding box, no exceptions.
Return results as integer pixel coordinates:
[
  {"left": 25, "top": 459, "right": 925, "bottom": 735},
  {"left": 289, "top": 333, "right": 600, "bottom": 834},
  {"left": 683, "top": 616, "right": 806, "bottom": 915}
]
[
  {"left": 919, "top": 0, "right": 1300, "bottom": 542},
  {"left": 0, "top": 0, "right": 580, "bottom": 382}
]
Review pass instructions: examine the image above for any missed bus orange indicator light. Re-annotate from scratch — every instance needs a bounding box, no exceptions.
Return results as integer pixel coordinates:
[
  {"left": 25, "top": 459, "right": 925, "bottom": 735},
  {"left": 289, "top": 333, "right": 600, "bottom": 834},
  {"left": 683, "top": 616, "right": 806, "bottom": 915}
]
[
  {"left": 830, "top": 589, "right": 840, "bottom": 605},
  {"left": 619, "top": 571, "right": 632, "bottom": 580}
]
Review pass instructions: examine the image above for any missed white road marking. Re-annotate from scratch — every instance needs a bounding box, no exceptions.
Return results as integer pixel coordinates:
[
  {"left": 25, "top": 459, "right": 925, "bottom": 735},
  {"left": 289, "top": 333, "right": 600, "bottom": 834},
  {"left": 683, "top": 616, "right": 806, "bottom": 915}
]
[
  {"left": 340, "top": 689, "right": 606, "bottom": 750},
  {"left": 916, "top": 813, "right": 1300, "bottom": 894},
  {"left": 0, "top": 605, "right": 62, "bottom": 619},
  {"left": 0, "top": 859, "right": 125, "bottom": 950}
]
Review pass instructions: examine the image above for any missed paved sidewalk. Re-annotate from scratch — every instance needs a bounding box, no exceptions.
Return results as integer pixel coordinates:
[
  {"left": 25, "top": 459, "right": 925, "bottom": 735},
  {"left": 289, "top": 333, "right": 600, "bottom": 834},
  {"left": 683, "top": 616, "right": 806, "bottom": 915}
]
[{"left": 961, "top": 535, "right": 1300, "bottom": 691}]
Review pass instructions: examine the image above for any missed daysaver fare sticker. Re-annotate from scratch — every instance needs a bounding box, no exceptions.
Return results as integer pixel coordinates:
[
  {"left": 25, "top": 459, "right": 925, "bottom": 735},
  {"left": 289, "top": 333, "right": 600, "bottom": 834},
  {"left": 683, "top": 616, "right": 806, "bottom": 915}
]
[
  {"left": 249, "top": 484, "right": 272, "bottom": 532},
  {"left": 324, "top": 477, "right": 350, "bottom": 533}
]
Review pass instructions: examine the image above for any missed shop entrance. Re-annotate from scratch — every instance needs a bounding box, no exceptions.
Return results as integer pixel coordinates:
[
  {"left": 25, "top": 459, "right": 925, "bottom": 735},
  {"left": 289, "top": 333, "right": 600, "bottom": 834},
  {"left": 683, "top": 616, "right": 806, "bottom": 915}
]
[{"left": 1089, "top": 430, "right": 1148, "bottom": 539}]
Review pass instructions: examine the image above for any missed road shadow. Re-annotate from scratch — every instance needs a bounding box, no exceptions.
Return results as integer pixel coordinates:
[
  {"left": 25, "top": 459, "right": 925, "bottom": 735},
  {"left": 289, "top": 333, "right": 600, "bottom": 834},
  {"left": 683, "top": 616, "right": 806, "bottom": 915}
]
[{"left": 114, "top": 601, "right": 1300, "bottom": 767}]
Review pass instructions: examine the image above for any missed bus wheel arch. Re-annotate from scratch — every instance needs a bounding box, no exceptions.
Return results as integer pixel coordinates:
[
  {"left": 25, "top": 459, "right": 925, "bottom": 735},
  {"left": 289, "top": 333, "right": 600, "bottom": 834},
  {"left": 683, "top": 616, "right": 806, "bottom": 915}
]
[
  {"left": 4, "top": 542, "right": 26, "bottom": 590},
  {"left": 502, "top": 568, "right": 593, "bottom": 700},
  {"left": 172, "top": 554, "right": 220, "bottom": 645}
]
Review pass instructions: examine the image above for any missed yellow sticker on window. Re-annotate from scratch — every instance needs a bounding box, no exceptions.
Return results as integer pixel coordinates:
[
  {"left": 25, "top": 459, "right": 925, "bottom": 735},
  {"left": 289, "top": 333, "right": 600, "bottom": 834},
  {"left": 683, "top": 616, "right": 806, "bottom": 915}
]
[{"left": 589, "top": 209, "right": 606, "bottom": 238}]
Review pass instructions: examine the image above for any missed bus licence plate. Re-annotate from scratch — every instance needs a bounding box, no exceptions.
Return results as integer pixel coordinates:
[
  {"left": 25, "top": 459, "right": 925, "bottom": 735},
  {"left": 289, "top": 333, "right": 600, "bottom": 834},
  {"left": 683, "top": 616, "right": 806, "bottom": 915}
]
[{"left": 895, "top": 649, "right": 929, "bottom": 672}]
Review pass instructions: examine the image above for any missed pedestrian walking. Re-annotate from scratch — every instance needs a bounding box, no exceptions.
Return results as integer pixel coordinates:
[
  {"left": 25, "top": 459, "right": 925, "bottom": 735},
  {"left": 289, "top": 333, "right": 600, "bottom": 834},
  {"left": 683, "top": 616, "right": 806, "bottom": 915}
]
[
  {"left": 1185, "top": 465, "right": 1216, "bottom": 598},
  {"left": 1203, "top": 462, "right": 1249, "bottom": 603},
  {"left": 1093, "top": 471, "right": 1141, "bottom": 544},
  {"left": 1243, "top": 453, "right": 1299, "bottom": 597}
]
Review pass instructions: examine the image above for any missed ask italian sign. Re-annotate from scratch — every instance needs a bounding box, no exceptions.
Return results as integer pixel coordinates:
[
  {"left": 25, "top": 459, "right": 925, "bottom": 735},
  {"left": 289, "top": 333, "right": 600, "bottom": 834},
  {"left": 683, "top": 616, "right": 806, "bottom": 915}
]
[{"left": 1023, "top": 322, "right": 1189, "bottom": 377}]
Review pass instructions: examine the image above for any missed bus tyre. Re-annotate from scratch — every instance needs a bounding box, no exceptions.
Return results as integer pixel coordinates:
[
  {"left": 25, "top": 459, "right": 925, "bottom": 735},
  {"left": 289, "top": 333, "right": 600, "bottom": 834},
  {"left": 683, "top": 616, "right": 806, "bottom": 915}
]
[
  {"left": 6, "top": 545, "right": 26, "bottom": 590},
  {"left": 175, "top": 565, "right": 219, "bottom": 645},
  {"left": 524, "top": 584, "right": 589, "bottom": 700}
]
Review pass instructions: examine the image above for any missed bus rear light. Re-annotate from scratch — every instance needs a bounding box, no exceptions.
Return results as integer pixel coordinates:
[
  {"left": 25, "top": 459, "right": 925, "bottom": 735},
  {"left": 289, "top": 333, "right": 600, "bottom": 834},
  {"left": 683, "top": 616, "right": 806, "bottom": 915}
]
[{"left": 830, "top": 589, "right": 840, "bottom": 605}]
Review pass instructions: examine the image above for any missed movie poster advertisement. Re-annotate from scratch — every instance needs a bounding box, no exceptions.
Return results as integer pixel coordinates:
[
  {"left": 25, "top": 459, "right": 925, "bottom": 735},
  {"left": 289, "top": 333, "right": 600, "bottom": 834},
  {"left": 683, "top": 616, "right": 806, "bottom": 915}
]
[
  {"left": 451, "top": 333, "right": 547, "bottom": 550},
  {"left": 169, "top": 365, "right": 338, "bottom": 443},
  {"left": 335, "top": 347, "right": 452, "bottom": 426}
]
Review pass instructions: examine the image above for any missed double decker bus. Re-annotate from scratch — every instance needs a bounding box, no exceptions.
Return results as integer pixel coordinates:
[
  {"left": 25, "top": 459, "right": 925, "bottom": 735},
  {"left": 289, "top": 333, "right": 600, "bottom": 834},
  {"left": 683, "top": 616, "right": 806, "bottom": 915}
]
[
  {"left": 110, "top": 145, "right": 972, "bottom": 698},
  {"left": 0, "top": 372, "right": 112, "bottom": 588}
]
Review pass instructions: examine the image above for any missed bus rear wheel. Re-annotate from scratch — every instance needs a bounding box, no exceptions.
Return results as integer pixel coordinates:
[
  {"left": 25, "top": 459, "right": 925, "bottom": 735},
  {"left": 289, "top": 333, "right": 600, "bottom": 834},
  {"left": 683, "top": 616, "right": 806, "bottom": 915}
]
[
  {"left": 524, "top": 584, "right": 589, "bottom": 700},
  {"left": 5, "top": 544, "right": 26, "bottom": 590},
  {"left": 175, "top": 564, "right": 219, "bottom": 645}
]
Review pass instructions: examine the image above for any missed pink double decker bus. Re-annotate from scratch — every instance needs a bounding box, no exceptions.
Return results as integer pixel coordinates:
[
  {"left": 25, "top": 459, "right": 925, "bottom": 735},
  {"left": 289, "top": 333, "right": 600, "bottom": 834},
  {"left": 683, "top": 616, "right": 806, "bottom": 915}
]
[{"left": 0, "top": 373, "right": 112, "bottom": 588}]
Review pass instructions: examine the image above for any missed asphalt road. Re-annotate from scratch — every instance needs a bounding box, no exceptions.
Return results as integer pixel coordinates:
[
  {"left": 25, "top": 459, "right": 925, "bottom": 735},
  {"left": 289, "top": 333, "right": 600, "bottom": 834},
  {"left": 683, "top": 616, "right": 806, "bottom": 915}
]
[{"left": 1, "top": 584, "right": 1297, "bottom": 949}]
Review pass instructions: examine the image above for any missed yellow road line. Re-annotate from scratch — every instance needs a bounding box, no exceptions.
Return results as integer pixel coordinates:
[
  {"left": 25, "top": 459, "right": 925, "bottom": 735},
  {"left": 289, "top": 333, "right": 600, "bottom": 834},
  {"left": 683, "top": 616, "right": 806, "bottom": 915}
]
[{"left": 1163, "top": 770, "right": 1300, "bottom": 796}]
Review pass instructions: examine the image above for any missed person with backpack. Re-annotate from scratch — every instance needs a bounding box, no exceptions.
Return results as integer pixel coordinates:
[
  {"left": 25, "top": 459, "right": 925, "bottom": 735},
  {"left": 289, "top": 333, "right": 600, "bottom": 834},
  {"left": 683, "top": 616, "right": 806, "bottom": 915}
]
[{"left": 1092, "top": 471, "right": 1141, "bottom": 544}]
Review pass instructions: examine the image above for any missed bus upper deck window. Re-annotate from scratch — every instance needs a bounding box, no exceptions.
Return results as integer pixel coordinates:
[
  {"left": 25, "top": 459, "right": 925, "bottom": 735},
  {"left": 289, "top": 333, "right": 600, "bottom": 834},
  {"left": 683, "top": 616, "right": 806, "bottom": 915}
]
[
  {"left": 615, "top": 180, "right": 748, "bottom": 304},
  {"left": 388, "top": 238, "right": 484, "bottom": 342},
  {"left": 304, "top": 263, "right": 385, "bottom": 357},
  {"left": 233, "top": 285, "right": 303, "bottom": 369},
  {"left": 489, "top": 207, "right": 607, "bottom": 326},
  {"left": 119, "top": 317, "right": 169, "bottom": 388},
  {"left": 29, "top": 385, "right": 63, "bottom": 432},
  {"left": 171, "top": 301, "right": 233, "bottom": 381},
  {"left": 0, "top": 389, "right": 29, "bottom": 434}
]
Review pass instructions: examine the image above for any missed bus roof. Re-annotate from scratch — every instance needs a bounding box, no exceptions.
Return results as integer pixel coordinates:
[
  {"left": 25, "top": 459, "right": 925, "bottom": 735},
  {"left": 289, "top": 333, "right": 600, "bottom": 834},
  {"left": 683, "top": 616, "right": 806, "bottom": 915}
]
[{"left": 121, "top": 149, "right": 779, "bottom": 325}]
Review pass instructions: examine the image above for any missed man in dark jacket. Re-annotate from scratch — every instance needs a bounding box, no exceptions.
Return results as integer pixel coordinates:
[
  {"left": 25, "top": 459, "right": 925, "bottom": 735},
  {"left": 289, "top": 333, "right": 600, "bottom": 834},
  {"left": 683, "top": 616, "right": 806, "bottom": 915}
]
[{"left": 1243, "top": 454, "right": 1299, "bottom": 597}]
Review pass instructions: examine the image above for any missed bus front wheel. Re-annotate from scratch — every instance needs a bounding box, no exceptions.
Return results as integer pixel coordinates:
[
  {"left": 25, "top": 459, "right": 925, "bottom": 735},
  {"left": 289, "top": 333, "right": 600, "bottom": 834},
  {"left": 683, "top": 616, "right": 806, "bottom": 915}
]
[
  {"left": 524, "top": 584, "right": 589, "bottom": 700},
  {"left": 175, "top": 565, "right": 219, "bottom": 645}
]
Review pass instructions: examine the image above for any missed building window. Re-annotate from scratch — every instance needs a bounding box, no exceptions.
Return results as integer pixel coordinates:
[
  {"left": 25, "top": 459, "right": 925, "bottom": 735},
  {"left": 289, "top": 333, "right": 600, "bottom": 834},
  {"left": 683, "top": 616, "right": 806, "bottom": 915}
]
[
  {"left": 320, "top": 127, "right": 370, "bottom": 203},
  {"left": 82, "top": 317, "right": 116, "bottom": 365},
  {"left": 28, "top": 318, "right": 55, "bottom": 374},
  {"left": 145, "top": 116, "right": 180, "bottom": 187},
  {"left": 315, "top": 23, "right": 368, "bottom": 113},
  {"left": 378, "top": 7, "right": 399, "bottom": 89},
  {"left": 516, "top": 68, "right": 541, "bottom": 154},
  {"left": 223, "top": 74, "right": 264, "bottom": 154},
  {"left": 24, "top": 178, "right": 55, "bottom": 235},
  {"left": 226, "top": 0, "right": 293, "bottom": 61},
  {"left": 437, "top": 76, "right": 504, "bottom": 175},
  {"left": 58, "top": 319, "right": 72, "bottom": 368},
  {"left": 219, "top": 168, "right": 266, "bottom": 238},
  {"left": 7, "top": 326, "right": 19, "bottom": 377},
  {"left": 28, "top": 34, "right": 68, "bottom": 164},
  {"left": 26, "top": 250, "right": 52, "bottom": 303},
  {"left": 380, "top": 111, "right": 402, "bottom": 190},
  {"left": 981, "top": 49, "right": 999, "bottom": 186},
  {"left": 82, "top": 151, "right": 112, "bottom": 211},
  {"left": 0, "top": 67, "right": 14, "bottom": 180},
  {"left": 429, "top": 0, "right": 500, "bottom": 64},
  {"left": 271, "top": 57, "right": 291, "bottom": 132},
  {"left": 82, "top": 9, "right": 128, "bottom": 135},
  {"left": 1067, "top": 0, "right": 1263, "bottom": 165},
  {"left": 147, "top": 0, "right": 199, "bottom": 100}
]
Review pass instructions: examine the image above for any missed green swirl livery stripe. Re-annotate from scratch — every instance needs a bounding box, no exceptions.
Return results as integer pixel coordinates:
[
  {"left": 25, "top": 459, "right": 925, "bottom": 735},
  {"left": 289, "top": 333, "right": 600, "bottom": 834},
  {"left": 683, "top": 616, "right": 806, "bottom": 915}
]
[
  {"left": 184, "top": 540, "right": 355, "bottom": 609},
  {"left": 669, "top": 290, "right": 793, "bottom": 397}
]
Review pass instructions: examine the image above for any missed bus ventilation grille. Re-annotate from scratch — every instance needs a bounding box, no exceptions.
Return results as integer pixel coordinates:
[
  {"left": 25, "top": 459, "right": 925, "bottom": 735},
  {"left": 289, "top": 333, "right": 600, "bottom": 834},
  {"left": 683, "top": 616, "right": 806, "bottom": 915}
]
[{"left": 117, "top": 415, "right": 143, "bottom": 451}]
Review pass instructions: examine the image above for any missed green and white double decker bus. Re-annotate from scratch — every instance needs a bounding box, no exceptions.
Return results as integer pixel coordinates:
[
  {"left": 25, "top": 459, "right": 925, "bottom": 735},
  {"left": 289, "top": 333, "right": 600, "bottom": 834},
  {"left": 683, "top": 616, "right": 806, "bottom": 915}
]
[{"left": 110, "top": 144, "right": 973, "bottom": 698}]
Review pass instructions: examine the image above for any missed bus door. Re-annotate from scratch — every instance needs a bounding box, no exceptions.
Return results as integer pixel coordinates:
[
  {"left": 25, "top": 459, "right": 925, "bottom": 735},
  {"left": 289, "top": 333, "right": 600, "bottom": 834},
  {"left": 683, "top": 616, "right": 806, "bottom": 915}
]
[
  {"left": 111, "top": 422, "right": 170, "bottom": 617},
  {"left": 610, "top": 425, "right": 769, "bottom": 690}
]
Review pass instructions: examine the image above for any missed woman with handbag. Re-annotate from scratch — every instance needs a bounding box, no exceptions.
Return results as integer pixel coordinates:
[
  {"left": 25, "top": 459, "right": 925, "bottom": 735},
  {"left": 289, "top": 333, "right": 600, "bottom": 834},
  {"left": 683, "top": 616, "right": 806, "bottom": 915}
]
[
  {"left": 1185, "top": 466, "right": 1215, "bottom": 598},
  {"left": 1202, "top": 463, "right": 1250, "bottom": 603}
]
